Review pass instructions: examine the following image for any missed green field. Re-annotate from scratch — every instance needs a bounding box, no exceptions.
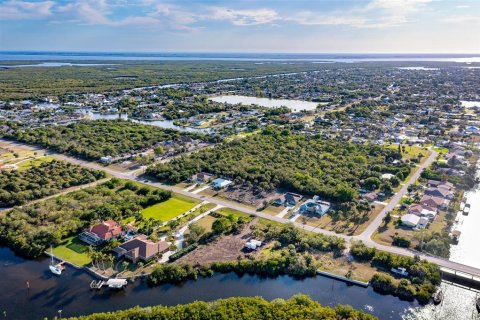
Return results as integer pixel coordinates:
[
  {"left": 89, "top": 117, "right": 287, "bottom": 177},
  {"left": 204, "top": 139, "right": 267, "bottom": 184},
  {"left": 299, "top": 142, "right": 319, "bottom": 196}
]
[
  {"left": 52, "top": 236, "right": 91, "bottom": 266},
  {"left": 16, "top": 156, "right": 56, "bottom": 171},
  {"left": 215, "top": 207, "right": 252, "bottom": 219},
  {"left": 141, "top": 194, "right": 200, "bottom": 222}
]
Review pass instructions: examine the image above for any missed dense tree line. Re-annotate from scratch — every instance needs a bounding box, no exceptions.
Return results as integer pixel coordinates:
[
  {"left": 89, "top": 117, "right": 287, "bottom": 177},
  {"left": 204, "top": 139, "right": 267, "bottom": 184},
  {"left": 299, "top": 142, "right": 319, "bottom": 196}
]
[
  {"left": 0, "top": 61, "right": 327, "bottom": 100},
  {"left": 350, "top": 242, "right": 440, "bottom": 303},
  {"left": 3, "top": 120, "right": 207, "bottom": 160},
  {"left": 0, "top": 160, "right": 105, "bottom": 207},
  {"left": 0, "top": 178, "right": 171, "bottom": 257},
  {"left": 69, "top": 294, "right": 377, "bottom": 320},
  {"left": 147, "top": 130, "right": 406, "bottom": 202}
]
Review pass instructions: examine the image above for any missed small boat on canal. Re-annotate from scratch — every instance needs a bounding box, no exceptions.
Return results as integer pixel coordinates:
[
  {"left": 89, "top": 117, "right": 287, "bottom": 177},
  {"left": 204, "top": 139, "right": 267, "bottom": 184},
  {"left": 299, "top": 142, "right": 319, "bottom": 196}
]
[{"left": 90, "top": 278, "right": 128, "bottom": 290}]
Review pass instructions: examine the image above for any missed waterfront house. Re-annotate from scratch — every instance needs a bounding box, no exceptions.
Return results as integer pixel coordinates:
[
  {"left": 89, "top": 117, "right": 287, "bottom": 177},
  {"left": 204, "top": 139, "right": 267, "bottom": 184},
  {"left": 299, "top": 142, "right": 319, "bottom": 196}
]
[
  {"left": 420, "top": 195, "right": 450, "bottom": 210},
  {"left": 424, "top": 187, "right": 454, "bottom": 200},
  {"left": 80, "top": 220, "right": 122, "bottom": 245},
  {"left": 113, "top": 235, "right": 169, "bottom": 262}
]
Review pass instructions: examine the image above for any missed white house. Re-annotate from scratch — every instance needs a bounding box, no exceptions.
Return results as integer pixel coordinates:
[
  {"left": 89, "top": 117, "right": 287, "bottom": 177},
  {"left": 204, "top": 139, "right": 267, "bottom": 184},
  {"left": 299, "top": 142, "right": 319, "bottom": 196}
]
[
  {"left": 401, "top": 214, "right": 428, "bottom": 229},
  {"left": 211, "top": 178, "right": 232, "bottom": 190}
]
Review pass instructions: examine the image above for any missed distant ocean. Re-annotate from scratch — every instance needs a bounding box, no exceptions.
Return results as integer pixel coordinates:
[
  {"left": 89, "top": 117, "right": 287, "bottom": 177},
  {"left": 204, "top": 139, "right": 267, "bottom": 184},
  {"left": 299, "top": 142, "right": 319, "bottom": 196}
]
[{"left": 1, "top": 51, "right": 480, "bottom": 63}]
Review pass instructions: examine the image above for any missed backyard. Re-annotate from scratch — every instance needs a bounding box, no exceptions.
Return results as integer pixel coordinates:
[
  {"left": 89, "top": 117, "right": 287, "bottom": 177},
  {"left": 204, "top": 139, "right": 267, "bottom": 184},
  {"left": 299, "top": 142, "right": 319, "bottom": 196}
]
[{"left": 52, "top": 236, "right": 91, "bottom": 266}]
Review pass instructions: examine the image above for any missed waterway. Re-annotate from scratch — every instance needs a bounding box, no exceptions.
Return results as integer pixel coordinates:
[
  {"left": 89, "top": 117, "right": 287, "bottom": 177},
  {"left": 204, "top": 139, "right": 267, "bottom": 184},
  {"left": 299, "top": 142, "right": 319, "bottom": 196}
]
[
  {"left": 1, "top": 52, "right": 480, "bottom": 63},
  {"left": 209, "top": 95, "right": 323, "bottom": 112}
]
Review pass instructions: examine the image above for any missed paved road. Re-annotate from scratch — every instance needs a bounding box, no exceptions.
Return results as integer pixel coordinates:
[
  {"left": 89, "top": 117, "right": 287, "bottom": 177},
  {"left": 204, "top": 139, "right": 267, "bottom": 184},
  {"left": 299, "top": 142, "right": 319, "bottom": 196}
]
[
  {"left": 2, "top": 139, "right": 480, "bottom": 276},
  {"left": 358, "top": 149, "right": 439, "bottom": 241}
]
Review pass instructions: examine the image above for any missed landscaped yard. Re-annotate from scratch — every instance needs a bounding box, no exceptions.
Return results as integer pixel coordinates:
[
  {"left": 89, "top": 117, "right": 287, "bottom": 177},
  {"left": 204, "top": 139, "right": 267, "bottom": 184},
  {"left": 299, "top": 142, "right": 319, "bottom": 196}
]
[
  {"left": 52, "top": 235, "right": 91, "bottom": 266},
  {"left": 141, "top": 194, "right": 200, "bottom": 222}
]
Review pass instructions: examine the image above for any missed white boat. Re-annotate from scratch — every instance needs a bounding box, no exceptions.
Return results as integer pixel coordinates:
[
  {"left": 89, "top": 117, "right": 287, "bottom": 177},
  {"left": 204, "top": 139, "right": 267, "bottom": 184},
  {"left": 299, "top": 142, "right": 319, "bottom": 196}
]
[
  {"left": 460, "top": 202, "right": 465, "bottom": 210},
  {"left": 106, "top": 278, "right": 128, "bottom": 289},
  {"left": 49, "top": 246, "right": 65, "bottom": 276}
]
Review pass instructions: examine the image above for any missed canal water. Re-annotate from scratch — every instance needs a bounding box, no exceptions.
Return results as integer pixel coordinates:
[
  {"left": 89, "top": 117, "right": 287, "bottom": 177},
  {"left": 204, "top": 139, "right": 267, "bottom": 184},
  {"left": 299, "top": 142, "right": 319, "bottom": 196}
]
[{"left": 0, "top": 245, "right": 479, "bottom": 320}]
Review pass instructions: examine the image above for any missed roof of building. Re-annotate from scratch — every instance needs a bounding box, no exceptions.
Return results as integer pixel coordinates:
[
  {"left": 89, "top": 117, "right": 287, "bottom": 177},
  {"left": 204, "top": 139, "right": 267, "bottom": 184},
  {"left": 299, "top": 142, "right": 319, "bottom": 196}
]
[
  {"left": 89, "top": 220, "right": 122, "bottom": 240},
  {"left": 118, "top": 235, "right": 169, "bottom": 260},
  {"left": 401, "top": 214, "right": 421, "bottom": 226}
]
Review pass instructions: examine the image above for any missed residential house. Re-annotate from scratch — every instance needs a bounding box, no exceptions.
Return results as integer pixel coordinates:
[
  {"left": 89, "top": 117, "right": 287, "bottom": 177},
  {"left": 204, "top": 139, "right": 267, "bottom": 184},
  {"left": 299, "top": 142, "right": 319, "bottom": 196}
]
[
  {"left": 401, "top": 214, "right": 428, "bottom": 229},
  {"left": 113, "top": 235, "right": 169, "bottom": 262},
  {"left": 408, "top": 203, "right": 437, "bottom": 221},
  {"left": 363, "top": 192, "right": 378, "bottom": 202},
  {"left": 274, "top": 192, "right": 302, "bottom": 207},
  {"left": 299, "top": 199, "right": 331, "bottom": 216},
  {"left": 424, "top": 187, "right": 454, "bottom": 200},
  {"left": 211, "top": 178, "right": 232, "bottom": 190},
  {"left": 80, "top": 220, "right": 122, "bottom": 245},
  {"left": 420, "top": 195, "right": 450, "bottom": 210},
  {"left": 190, "top": 172, "right": 214, "bottom": 183}
]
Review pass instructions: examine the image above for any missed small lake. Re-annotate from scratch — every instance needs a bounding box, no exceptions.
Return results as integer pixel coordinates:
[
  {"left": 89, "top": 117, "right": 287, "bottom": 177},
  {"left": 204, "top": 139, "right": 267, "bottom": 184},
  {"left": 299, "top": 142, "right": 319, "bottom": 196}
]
[
  {"left": 82, "top": 110, "right": 209, "bottom": 133},
  {"left": 209, "top": 95, "right": 322, "bottom": 112}
]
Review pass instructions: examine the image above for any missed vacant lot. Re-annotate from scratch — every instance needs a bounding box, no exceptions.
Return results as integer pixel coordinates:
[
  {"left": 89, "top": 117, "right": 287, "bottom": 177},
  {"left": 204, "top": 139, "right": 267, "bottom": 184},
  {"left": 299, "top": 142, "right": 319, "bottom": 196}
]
[
  {"left": 52, "top": 236, "right": 91, "bottom": 266},
  {"left": 141, "top": 194, "right": 200, "bottom": 221},
  {"left": 193, "top": 214, "right": 217, "bottom": 232},
  {"left": 175, "top": 219, "right": 256, "bottom": 265},
  {"left": 16, "top": 156, "right": 56, "bottom": 171},
  {"left": 303, "top": 204, "right": 385, "bottom": 236}
]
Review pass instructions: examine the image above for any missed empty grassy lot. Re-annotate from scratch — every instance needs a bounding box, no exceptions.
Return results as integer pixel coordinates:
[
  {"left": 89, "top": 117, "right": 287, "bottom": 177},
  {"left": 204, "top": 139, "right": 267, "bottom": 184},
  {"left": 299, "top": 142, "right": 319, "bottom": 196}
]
[
  {"left": 193, "top": 214, "right": 217, "bottom": 232},
  {"left": 141, "top": 194, "right": 200, "bottom": 222},
  {"left": 16, "top": 156, "right": 56, "bottom": 171},
  {"left": 52, "top": 235, "right": 91, "bottom": 266}
]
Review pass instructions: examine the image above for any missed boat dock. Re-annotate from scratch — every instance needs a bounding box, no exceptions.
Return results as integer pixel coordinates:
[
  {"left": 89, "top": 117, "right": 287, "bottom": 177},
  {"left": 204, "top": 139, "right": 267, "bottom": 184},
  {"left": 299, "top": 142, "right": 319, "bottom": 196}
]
[{"left": 90, "top": 278, "right": 128, "bottom": 290}]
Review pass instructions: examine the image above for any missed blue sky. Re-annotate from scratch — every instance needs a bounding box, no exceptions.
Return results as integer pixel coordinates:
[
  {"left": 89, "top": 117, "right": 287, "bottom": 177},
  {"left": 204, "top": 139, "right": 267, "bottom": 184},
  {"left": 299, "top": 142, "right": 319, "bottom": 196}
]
[{"left": 0, "top": 0, "right": 479, "bottom": 53}]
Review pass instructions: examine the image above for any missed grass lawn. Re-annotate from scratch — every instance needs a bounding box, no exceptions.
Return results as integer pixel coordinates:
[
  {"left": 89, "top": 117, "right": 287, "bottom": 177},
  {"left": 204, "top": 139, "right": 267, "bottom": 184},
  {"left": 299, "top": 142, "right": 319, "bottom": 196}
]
[
  {"left": 141, "top": 194, "right": 200, "bottom": 222},
  {"left": 193, "top": 214, "right": 217, "bottom": 232},
  {"left": 52, "top": 235, "right": 91, "bottom": 266},
  {"left": 215, "top": 207, "right": 252, "bottom": 220},
  {"left": 262, "top": 205, "right": 285, "bottom": 216},
  {"left": 16, "top": 156, "right": 56, "bottom": 171}
]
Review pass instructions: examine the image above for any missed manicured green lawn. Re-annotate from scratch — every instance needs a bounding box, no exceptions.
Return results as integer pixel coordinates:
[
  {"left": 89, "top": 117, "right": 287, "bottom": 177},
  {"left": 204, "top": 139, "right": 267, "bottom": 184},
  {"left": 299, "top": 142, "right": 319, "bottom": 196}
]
[
  {"left": 141, "top": 194, "right": 200, "bottom": 222},
  {"left": 52, "top": 235, "right": 91, "bottom": 266}
]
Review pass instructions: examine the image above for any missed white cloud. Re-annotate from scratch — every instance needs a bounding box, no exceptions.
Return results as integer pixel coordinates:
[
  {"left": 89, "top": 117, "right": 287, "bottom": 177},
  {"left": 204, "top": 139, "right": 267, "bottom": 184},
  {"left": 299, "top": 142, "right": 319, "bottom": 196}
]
[
  {"left": 289, "top": 0, "right": 432, "bottom": 28},
  {"left": 0, "top": 0, "right": 54, "bottom": 19},
  {"left": 209, "top": 7, "right": 279, "bottom": 26}
]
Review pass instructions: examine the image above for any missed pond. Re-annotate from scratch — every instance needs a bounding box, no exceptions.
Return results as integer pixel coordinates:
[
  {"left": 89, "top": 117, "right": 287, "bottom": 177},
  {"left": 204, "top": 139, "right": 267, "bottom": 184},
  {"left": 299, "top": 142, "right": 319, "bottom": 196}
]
[
  {"left": 82, "top": 110, "right": 210, "bottom": 133},
  {"left": 209, "top": 95, "right": 323, "bottom": 112}
]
